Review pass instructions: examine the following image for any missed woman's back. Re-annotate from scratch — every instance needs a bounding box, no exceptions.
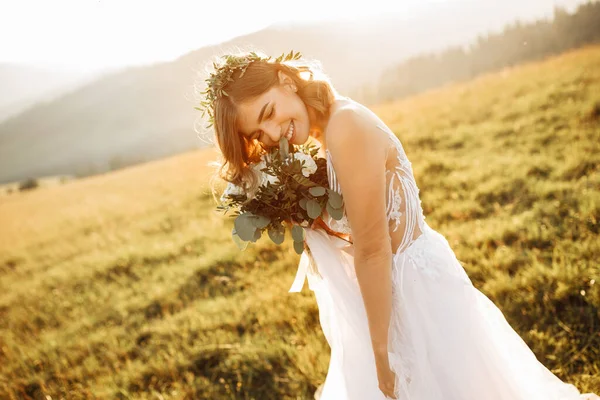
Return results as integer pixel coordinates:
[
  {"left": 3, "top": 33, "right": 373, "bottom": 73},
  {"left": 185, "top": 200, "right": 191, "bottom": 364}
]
[{"left": 322, "top": 97, "right": 427, "bottom": 256}]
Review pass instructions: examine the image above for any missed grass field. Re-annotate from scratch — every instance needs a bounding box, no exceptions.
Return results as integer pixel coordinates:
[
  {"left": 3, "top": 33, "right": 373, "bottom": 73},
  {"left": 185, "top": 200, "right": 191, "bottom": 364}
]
[{"left": 1, "top": 45, "right": 599, "bottom": 399}]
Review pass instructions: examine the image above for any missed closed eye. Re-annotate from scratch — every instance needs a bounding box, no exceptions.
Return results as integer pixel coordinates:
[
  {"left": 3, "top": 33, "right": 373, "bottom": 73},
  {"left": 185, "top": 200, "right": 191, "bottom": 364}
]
[{"left": 253, "top": 107, "right": 275, "bottom": 142}]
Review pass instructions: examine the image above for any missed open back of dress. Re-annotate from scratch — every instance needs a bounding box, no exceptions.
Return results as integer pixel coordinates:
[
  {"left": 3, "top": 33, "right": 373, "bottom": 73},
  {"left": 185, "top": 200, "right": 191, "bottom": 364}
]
[{"left": 324, "top": 124, "right": 426, "bottom": 257}]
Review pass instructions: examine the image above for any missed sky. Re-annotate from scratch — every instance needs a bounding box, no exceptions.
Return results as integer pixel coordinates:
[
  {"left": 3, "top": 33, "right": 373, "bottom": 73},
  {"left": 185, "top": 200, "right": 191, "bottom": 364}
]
[{"left": 0, "top": 0, "right": 449, "bottom": 72}]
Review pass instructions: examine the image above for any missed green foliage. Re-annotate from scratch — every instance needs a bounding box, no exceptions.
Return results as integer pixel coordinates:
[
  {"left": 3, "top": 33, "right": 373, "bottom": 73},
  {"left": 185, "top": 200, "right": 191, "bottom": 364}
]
[
  {"left": 308, "top": 186, "right": 326, "bottom": 197},
  {"left": 291, "top": 225, "right": 306, "bottom": 242},
  {"left": 219, "top": 138, "right": 346, "bottom": 255},
  {"left": 267, "top": 223, "right": 285, "bottom": 245}
]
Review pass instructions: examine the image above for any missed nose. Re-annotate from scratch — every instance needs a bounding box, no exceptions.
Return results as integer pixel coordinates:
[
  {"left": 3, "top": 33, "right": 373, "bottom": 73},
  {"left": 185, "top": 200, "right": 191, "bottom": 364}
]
[{"left": 262, "top": 120, "right": 282, "bottom": 144}]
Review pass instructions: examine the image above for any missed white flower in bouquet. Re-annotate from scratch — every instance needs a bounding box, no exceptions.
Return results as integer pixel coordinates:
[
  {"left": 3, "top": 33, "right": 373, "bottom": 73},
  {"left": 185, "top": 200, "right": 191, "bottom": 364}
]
[
  {"left": 293, "top": 152, "right": 318, "bottom": 177},
  {"left": 252, "top": 159, "right": 280, "bottom": 187}
]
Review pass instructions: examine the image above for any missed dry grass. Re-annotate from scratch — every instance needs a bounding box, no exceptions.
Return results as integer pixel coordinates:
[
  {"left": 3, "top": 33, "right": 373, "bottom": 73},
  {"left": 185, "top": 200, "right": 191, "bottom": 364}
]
[{"left": 1, "top": 45, "right": 599, "bottom": 399}]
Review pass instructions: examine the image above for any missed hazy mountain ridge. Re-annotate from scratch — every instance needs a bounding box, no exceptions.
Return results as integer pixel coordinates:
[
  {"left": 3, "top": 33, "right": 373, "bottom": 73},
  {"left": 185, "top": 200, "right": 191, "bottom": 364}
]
[
  {"left": 0, "top": 63, "right": 108, "bottom": 123},
  {"left": 0, "top": 0, "right": 588, "bottom": 184},
  {"left": 369, "top": 1, "right": 600, "bottom": 103}
]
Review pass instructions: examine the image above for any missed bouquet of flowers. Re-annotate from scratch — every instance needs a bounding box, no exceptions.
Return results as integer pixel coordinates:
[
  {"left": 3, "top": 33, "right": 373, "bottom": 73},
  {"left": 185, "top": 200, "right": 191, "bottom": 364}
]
[{"left": 217, "top": 137, "right": 345, "bottom": 254}]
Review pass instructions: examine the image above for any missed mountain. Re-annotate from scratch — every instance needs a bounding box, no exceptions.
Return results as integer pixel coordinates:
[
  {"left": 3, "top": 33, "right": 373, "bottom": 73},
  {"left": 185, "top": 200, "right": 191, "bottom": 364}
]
[
  {"left": 0, "top": 63, "right": 106, "bottom": 123},
  {"left": 0, "top": 0, "right": 588, "bottom": 184}
]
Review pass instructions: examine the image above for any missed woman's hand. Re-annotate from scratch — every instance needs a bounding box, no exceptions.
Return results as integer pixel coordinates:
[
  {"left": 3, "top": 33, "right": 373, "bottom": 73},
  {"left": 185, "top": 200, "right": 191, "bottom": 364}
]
[{"left": 375, "top": 352, "right": 398, "bottom": 399}]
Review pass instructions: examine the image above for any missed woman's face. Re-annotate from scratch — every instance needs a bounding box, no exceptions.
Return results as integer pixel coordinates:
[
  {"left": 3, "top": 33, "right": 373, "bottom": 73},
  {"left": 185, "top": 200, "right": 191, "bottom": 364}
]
[{"left": 236, "top": 70, "right": 311, "bottom": 148}]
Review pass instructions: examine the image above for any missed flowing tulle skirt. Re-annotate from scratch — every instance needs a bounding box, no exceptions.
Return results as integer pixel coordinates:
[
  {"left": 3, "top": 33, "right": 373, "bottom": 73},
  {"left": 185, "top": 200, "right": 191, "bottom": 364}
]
[{"left": 289, "top": 222, "right": 599, "bottom": 400}]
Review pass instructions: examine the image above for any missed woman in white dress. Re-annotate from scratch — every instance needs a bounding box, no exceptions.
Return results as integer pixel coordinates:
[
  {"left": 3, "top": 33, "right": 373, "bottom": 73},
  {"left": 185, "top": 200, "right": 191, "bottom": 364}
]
[{"left": 204, "top": 51, "right": 599, "bottom": 400}]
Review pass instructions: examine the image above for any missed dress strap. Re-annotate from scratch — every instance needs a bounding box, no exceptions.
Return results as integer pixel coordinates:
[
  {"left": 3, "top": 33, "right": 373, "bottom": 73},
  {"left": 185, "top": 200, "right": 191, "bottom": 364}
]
[{"left": 326, "top": 149, "right": 342, "bottom": 194}]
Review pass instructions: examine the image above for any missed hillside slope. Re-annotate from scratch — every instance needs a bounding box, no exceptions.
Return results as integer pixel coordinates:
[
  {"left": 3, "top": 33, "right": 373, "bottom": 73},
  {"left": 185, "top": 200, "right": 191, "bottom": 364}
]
[
  {"left": 0, "top": 0, "right": 581, "bottom": 185},
  {"left": 0, "top": 45, "right": 598, "bottom": 398}
]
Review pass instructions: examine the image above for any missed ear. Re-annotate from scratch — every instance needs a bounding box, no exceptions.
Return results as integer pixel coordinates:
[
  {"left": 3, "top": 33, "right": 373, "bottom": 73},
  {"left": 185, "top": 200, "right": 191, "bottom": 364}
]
[{"left": 277, "top": 70, "right": 296, "bottom": 91}]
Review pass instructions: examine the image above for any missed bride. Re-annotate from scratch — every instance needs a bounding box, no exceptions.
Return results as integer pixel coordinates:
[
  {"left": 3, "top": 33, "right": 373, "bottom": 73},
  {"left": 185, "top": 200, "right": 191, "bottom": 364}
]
[{"left": 202, "top": 50, "right": 599, "bottom": 399}]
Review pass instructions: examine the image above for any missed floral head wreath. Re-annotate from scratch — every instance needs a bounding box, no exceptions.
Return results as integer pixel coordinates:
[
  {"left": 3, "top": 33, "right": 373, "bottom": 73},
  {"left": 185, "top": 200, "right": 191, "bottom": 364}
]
[{"left": 195, "top": 50, "right": 303, "bottom": 128}]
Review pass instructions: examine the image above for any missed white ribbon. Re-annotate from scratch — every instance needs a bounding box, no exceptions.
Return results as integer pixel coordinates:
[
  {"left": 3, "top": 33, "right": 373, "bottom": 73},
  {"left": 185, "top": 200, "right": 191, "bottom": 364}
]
[
  {"left": 288, "top": 228, "right": 354, "bottom": 293},
  {"left": 289, "top": 251, "right": 310, "bottom": 292}
]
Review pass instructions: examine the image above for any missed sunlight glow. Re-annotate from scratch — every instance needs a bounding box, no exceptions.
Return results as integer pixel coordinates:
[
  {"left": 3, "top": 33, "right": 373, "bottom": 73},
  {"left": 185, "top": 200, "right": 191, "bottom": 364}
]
[{"left": 0, "top": 0, "right": 449, "bottom": 71}]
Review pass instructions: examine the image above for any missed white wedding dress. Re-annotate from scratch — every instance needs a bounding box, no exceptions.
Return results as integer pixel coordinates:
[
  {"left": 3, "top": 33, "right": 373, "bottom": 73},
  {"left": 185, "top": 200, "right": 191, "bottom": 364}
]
[{"left": 288, "top": 122, "right": 599, "bottom": 400}]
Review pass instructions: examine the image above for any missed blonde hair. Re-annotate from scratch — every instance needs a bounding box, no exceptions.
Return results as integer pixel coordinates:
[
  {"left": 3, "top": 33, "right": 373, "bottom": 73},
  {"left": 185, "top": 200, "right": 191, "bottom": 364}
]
[{"left": 200, "top": 50, "right": 338, "bottom": 202}]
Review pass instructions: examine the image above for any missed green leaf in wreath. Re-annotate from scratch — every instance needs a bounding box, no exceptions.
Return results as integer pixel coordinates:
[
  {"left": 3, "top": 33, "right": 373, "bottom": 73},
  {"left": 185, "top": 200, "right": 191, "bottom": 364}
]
[
  {"left": 328, "top": 191, "right": 344, "bottom": 209},
  {"left": 326, "top": 202, "right": 344, "bottom": 220},
  {"left": 309, "top": 186, "right": 326, "bottom": 197},
  {"left": 293, "top": 240, "right": 304, "bottom": 254},
  {"left": 291, "top": 225, "right": 305, "bottom": 242},
  {"left": 268, "top": 224, "right": 285, "bottom": 245},
  {"left": 306, "top": 199, "right": 322, "bottom": 219},
  {"left": 234, "top": 214, "right": 257, "bottom": 241}
]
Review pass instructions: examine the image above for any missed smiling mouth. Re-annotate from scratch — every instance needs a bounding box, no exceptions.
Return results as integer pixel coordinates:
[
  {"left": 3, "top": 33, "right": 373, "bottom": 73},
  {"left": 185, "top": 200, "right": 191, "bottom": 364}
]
[{"left": 285, "top": 120, "right": 295, "bottom": 142}]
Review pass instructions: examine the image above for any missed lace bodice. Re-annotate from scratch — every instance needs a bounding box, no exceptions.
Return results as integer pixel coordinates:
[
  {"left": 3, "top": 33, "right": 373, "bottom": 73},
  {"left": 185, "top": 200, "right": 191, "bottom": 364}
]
[{"left": 323, "top": 124, "right": 427, "bottom": 256}]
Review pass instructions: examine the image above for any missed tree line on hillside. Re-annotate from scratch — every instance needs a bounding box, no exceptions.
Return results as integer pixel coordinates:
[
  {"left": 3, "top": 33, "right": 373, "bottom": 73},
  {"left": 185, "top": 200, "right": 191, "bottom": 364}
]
[{"left": 354, "top": 1, "right": 600, "bottom": 104}]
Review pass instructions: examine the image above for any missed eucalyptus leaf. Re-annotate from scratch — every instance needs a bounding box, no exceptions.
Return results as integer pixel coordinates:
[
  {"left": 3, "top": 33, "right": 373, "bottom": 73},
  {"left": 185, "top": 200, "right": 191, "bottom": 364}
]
[
  {"left": 299, "top": 197, "right": 308, "bottom": 210},
  {"left": 232, "top": 230, "right": 249, "bottom": 250},
  {"left": 293, "top": 240, "right": 305, "bottom": 255},
  {"left": 291, "top": 225, "right": 305, "bottom": 242},
  {"left": 327, "top": 202, "right": 344, "bottom": 220},
  {"left": 309, "top": 186, "right": 326, "bottom": 197},
  {"left": 251, "top": 215, "right": 270, "bottom": 229},
  {"left": 279, "top": 137, "right": 289, "bottom": 159},
  {"left": 268, "top": 224, "right": 285, "bottom": 245},
  {"left": 328, "top": 191, "right": 343, "bottom": 209},
  {"left": 250, "top": 228, "right": 262, "bottom": 243},
  {"left": 234, "top": 214, "right": 256, "bottom": 241},
  {"left": 306, "top": 199, "right": 322, "bottom": 219}
]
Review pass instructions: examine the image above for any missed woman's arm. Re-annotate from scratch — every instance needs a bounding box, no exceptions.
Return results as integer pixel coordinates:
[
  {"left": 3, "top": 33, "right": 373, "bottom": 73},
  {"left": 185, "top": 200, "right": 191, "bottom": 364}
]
[{"left": 325, "top": 107, "right": 393, "bottom": 359}]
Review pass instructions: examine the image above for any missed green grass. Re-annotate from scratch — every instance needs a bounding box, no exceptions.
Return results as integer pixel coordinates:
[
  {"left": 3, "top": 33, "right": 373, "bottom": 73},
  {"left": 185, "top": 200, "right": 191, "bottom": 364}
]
[{"left": 1, "top": 45, "right": 599, "bottom": 399}]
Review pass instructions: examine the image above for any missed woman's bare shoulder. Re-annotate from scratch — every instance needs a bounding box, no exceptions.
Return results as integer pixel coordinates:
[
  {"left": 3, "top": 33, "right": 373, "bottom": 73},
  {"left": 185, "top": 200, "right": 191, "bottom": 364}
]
[{"left": 325, "top": 99, "right": 389, "bottom": 155}]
